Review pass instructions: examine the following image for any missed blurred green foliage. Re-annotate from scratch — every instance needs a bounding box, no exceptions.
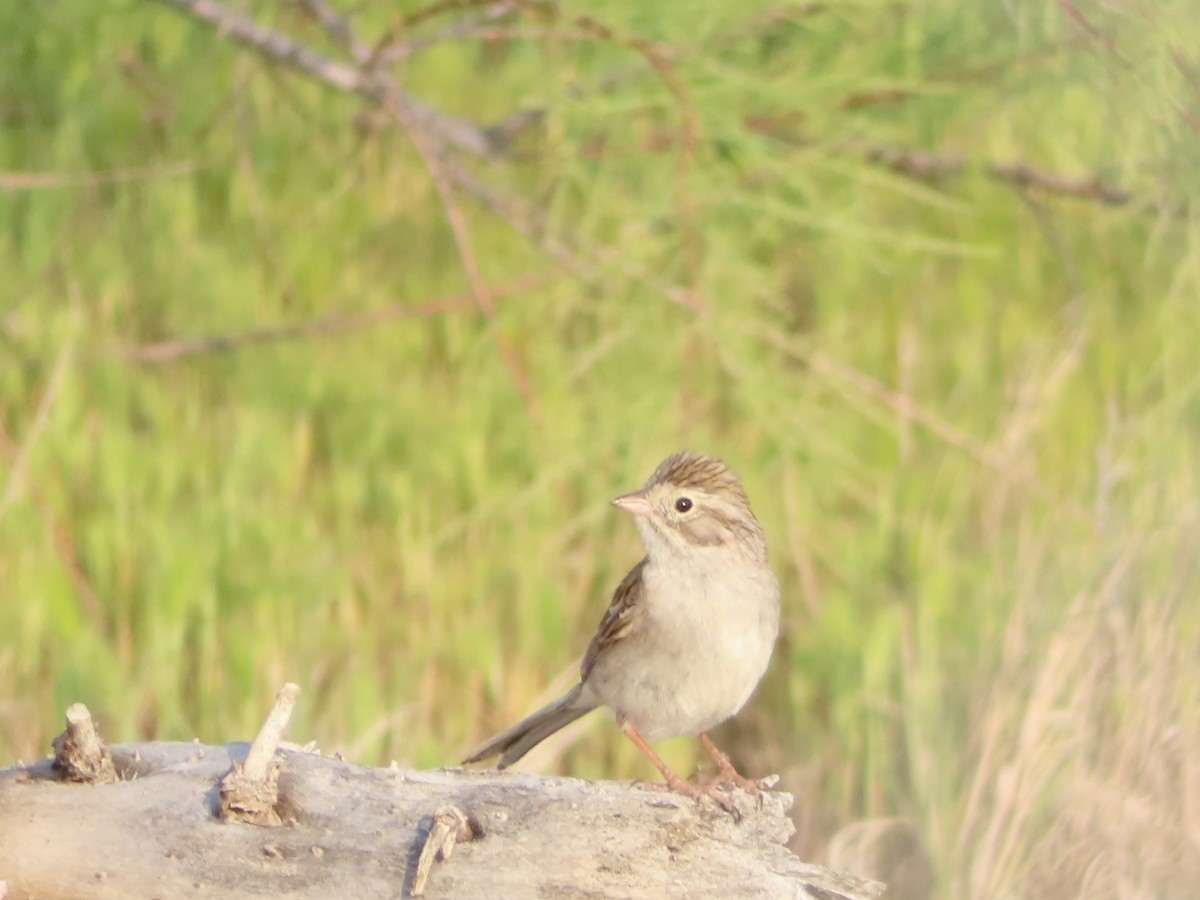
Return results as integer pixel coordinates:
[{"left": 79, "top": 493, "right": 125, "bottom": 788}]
[{"left": 2, "top": 1, "right": 1198, "bottom": 895}]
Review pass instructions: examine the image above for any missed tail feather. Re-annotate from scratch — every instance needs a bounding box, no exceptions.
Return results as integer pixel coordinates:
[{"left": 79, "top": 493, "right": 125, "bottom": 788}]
[{"left": 463, "top": 684, "right": 595, "bottom": 769}]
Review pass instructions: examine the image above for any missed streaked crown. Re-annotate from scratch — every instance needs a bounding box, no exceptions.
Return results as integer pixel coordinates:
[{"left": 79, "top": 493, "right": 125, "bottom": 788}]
[
  {"left": 630, "top": 450, "right": 766, "bottom": 560},
  {"left": 646, "top": 451, "right": 750, "bottom": 508}
]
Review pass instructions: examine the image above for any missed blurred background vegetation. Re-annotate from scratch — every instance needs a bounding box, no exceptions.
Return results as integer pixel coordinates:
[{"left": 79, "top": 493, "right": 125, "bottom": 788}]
[{"left": 2, "top": 0, "right": 1198, "bottom": 896}]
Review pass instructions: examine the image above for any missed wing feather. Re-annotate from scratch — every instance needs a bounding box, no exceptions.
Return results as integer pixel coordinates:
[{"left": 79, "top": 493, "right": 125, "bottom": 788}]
[{"left": 581, "top": 558, "right": 646, "bottom": 682}]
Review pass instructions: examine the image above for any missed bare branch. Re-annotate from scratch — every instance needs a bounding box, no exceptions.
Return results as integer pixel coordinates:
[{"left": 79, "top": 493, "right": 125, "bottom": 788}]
[
  {"left": 125, "top": 274, "right": 557, "bottom": 363},
  {"left": 147, "top": 0, "right": 498, "bottom": 158},
  {"left": 148, "top": 0, "right": 548, "bottom": 408},
  {"left": 862, "top": 142, "right": 1134, "bottom": 206}
]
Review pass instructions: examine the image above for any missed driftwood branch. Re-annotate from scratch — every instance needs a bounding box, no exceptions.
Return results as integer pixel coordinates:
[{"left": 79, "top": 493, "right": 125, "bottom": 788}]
[{"left": 0, "top": 696, "right": 885, "bottom": 900}]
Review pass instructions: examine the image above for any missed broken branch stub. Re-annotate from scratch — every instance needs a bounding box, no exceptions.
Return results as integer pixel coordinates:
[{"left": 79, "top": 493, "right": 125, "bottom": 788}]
[
  {"left": 217, "top": 682, "right": 300, "bottom": 826},
  {"left": 51, "top": 703, "right": 117, "bottom": 785}
]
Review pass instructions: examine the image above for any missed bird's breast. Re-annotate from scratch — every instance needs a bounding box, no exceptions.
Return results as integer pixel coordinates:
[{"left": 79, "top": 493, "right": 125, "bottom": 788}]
[{"left": 588, "top": 555, "right": 779, "bottom": 741}]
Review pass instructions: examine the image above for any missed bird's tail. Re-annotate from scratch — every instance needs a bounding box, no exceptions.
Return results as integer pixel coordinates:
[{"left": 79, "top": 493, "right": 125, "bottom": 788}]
[{"left": 463, "top": 683, "right": 595, "bottom": 769}]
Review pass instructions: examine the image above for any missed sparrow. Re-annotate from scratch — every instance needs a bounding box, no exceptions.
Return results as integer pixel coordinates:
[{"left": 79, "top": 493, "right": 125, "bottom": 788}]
[{"left": 464, "top": 451, "right": 781, "bottom": 812}]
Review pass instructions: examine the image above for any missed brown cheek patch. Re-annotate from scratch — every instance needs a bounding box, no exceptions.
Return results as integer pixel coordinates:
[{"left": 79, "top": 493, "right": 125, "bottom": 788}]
[{"left": 681, "top": 515, "right": 733, "bottom": 547}]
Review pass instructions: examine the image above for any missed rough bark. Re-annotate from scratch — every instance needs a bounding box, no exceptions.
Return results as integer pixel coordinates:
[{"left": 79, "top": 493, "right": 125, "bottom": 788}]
[{"left": 0, "top": 701, "right": 884, "bottom": 899}]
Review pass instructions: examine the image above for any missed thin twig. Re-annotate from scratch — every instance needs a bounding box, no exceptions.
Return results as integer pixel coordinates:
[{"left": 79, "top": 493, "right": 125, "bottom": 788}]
[
  {"left": 858, "top": 142, "right": 1133, "bottom": 206},
  {"left": 148, "top": 0, "right": 498, "bottom": 158},
  {"left": 988, "top": 161, "right": 1132, "bottom": 206},
  {"left": 440, "top": 161, "right": 705, "bottom": 313},
  {"left": 379, "top": 90, "right": 541, "bottom": 414},
  {"left": 1058, "top": 2, "right": 1200, "bottom": 137},
  {"left": 151, "top": 0, "right": 542, "bottom": 409},
  {"left": 390, "top": 0, "right": 706, "bottom": 378},
  {"left": 0, "top": 162, "right": 199, "bottom": 191},
  {"left": 298, "top": 0, "right": 358, "bottom": 55},
  {"left": 1058, "top": 0, "right": 1125, "bottom": 62},
  {"left": 378, "top": 2, "right": 517, "bottom": 63},
  {"left": 747, "top": 321, "right": 1097, "bottom": 524},
  {"left": 126, "top": 274, "right": 556, "bottom": 363},
  {"left": 806, "top": 345, "right": 1009, "bottom": 473},
  {"left": 370, "top": 0, "right": 706, "bottom": 302},
  {"left": 566, "top": 10, "right": 702, "bottom": 299}
]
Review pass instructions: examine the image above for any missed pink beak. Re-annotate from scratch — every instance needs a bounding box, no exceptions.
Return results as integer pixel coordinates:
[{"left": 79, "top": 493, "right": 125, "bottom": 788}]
[{"left": 611, "top": 490, "right": 656, "bottom": 518}]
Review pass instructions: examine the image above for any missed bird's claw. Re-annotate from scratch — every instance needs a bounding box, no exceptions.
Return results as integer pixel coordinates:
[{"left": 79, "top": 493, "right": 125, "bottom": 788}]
[
  {"left": 664, "top": 774, "right": 743, "bottom": 821},
  {"left": 700, "top": 765, "right": 764, "bottom": 796}
]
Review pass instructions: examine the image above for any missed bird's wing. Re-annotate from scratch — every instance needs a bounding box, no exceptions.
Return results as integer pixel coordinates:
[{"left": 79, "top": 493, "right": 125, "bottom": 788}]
[{"left": 581, "top": 557, "right": 647, "bottom": 683}]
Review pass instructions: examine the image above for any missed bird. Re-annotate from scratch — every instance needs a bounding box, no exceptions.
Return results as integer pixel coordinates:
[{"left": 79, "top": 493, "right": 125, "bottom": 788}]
[{"left": 463, "top": 451, "right": 781, "bottom": 812}]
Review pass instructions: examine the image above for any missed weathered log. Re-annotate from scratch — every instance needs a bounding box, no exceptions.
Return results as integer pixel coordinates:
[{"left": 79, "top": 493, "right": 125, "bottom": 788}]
[{"left": 0, "top": 700, "right": 884, "bottom": 899}]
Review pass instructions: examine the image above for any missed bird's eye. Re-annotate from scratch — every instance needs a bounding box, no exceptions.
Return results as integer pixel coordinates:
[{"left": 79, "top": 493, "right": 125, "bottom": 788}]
[{"left": 674, "top": 497, "right": 693, "bottom": 513}]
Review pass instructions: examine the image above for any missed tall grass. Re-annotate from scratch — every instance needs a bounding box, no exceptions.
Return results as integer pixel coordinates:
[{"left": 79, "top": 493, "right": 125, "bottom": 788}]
[{"left": 2, "top": 1, "right": 1197, "bottom": 896}]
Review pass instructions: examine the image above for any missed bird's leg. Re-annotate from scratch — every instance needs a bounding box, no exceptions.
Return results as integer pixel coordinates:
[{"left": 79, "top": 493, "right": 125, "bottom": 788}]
[
  {"left": 622, "top": 724, "right": 739, "bottom": 817},
  {"left": 621, "top": 723, "right": 693, "bottom": 792},
  {"left": 698, "top": 732, "right": 763, "bottom": 795}
]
